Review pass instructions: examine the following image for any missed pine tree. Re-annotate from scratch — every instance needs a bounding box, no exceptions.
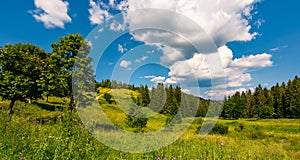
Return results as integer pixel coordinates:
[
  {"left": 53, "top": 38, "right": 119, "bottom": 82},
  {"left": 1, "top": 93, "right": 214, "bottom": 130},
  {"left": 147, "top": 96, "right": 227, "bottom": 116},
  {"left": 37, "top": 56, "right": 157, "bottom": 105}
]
[
  {"left": 271, "top": 83, "right": 283, "bottom": 118},
  {"left": 149, "top": 83, "right": 166, "bottom": 113}
]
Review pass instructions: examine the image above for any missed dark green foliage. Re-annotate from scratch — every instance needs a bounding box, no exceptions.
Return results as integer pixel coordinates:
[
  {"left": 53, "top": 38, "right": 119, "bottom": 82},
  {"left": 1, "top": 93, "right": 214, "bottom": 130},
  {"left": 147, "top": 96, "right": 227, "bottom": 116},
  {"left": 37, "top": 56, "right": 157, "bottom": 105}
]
[
  {"left": 125, "top": 106, "right": 148, "bottom": 132},
  {"left": 211, "top": 123, "right": 229, "bottom": 135},
  {"left": 247, "top": 126, "right": 266, "bottom": 139},
  {"left": 138, "top": 85, "right": 150, "bottom": 107},
  {"left": 0, "top": 43, "right": 47, "bottom": 113},
  {"left": 50, "top": 33, "right": 94, "bottom": 109},
  {"left": 103, "top": 93, "right": 113, "bottom": 104},
  {"left": 197, "top": 121, "right": 229, "bottom": 135},
  {"left": 223, "top": 76, "right": 300, "bottom": 119},
  {"left": 149, "top": 83, "right": 166, "bottom": 113}
]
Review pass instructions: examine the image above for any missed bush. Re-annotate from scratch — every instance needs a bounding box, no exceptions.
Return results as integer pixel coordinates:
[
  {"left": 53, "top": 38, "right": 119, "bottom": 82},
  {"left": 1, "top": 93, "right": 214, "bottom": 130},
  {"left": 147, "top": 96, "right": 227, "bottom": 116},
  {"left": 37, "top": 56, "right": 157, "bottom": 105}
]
[
  {"left": 247, "top": 126, "right": 266, "bottom": 139},
  {"left": 197, "top": 121, "right": 229, "bottom": 135},
  {"left": 234, "top": 122, "right": 246, "bottom": 132},
  {"left": 211, "top": 123, "right": 229, "bottom": 135}
]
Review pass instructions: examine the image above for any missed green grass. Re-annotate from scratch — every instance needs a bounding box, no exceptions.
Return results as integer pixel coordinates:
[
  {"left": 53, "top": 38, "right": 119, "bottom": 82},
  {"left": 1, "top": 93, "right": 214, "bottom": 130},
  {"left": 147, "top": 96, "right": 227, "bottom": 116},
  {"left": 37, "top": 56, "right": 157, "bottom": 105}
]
[{"left": 0, "top": 96, "right": 300, "bottom": 159}]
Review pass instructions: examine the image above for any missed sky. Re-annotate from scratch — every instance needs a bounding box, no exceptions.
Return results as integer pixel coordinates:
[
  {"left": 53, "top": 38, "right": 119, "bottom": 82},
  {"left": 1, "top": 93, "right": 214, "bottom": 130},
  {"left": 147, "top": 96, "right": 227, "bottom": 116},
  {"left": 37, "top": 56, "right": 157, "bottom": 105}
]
[{"left": 0, "top": 0, "right": 299, "bottom": 99}]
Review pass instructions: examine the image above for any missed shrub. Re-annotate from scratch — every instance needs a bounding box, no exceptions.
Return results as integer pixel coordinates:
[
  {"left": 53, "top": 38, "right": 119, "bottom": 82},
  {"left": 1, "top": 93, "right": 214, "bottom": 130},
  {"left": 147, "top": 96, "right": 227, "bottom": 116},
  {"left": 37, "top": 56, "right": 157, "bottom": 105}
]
[
  {"left": 197, "top": 121, "right": 229, "bottom": 135},
  {"left": 247, "top": 126, "right": 266, "bottom": 139},
  {"left": 211, "top": 123, "right": 229, "bottom": 135},
  {"left": 234, "top": 122, "right": 246, "bottom": 132}
]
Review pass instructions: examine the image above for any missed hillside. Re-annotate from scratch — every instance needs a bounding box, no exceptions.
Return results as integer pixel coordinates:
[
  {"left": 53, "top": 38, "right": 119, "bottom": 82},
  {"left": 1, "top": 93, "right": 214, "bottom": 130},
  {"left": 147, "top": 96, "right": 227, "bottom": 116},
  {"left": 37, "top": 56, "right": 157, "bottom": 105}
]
[{"left": 0, "top": 97, "right": 299, "bottom": 159}]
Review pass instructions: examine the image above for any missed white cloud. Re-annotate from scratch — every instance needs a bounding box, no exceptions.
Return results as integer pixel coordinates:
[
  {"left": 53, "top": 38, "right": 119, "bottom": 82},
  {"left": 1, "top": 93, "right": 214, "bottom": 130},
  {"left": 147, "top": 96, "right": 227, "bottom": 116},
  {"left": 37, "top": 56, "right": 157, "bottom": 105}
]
[
  {"left": 31, "top": 0, "right": 71, "bottom": 28},
  {"left": 126, "top": 0, "right": 260, "bottom": 48},
  {"left": 165, "top": 78, "right": 179, "bottom": 85},
  {"left": 231, "top": 53, "right": 273, "bottom": 68},
  {"left": 120, "top": 60, "right": 131, "bottom": 68},
  {"left": 135, "top": 56, "right": 148, "bottom": 63},
  {"left": 181, "top": 89, "right": 191, "bottom": 94},
  {"left": 88, "top": 0, "right": 111, "bottom": 25},
  {"left": 109, "top": 0, "right": 115, "bottom": 7},
  {"left": 168, "top": 53, "right": 210, "bottom": 80},
  {"left": 110, "top": 20, "right": 127, "bottom": 31},
  {"left": 270, "top": 47, "right": 279, "bottom": 52},
  {"left": 98, "top": 0, "right": 273, "bottom": 98},
  {"left": 144, "top": 75, "right": 156, "bottom": 79},
  {"left": 167, "top": 45, "right": 272, "bottom": 90},
  {"left": 118, "top": 44, "right": 127, "bottom": 53},
  {"left": 144, "top": 75, "right": 183, "bottom": 85},
  {"left": 150, "top": 76, "right": 166, "bottom": 84},
  {"left": 144, "top": 75, "right": 166, "bottom": 84},
  {"left": 270, "top": 45, "right": 288, "bottom": 52},
  {"left": 254, "top": 19, "right": 265, "bottom": 28},
  {"left": 206, "top": 87, "right": 254, "bottom": 99}
]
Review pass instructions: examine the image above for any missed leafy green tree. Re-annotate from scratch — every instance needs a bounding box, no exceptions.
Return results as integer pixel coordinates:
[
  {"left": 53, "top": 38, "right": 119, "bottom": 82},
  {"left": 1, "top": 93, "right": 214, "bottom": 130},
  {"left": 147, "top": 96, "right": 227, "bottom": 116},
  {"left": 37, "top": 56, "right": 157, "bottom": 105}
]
[
  {"left": 50, "top": 33, "right": 94, "bottom": 110},
  {"left": 0, "top": 43, "right": 47, "bottom": 113},
  {"left": 37, "top": 52, "right": 66, "bottom": 102}
]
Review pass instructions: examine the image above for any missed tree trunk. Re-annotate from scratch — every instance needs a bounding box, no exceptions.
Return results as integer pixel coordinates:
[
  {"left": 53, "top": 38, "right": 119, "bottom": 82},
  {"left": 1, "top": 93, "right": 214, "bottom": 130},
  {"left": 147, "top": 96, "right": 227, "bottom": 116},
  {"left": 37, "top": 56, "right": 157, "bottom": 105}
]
[
  {"left": 69, "top": 94, "right": 74, "bottom": 113},
  {"left": 46, "top": 95, "right": 49, "bottom": 102},
  {"left": 9, "top": 100, "right": 16, "bottom": 114}
]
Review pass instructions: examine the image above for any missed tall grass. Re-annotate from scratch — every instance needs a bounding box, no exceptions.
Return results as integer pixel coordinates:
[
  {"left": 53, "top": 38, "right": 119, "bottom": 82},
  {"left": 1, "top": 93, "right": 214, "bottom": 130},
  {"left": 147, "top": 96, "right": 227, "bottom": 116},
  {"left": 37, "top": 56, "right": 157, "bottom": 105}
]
[{"left": 0, "top": 99, "right": 299, "bottom": 159}]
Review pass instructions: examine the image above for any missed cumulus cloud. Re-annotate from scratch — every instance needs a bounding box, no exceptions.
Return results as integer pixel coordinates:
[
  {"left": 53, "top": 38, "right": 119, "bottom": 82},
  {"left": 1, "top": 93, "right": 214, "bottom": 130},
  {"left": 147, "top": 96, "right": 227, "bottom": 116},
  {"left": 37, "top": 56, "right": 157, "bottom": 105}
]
[
  {"left": 165, "top": 78, "right": 179, "bottom": 85},
  {"left": 120, "top": 60, "right": 131, "bottom": 68},
  {"left": 167, "top": 45, "right": 272, "bottom": 90},
  {"left": 126, "top": 0, "right": 260, "bottom": 47},
  {"left": 110, "top": 20, "right": 127, "bottom": 31},
  {"left": 96, "top": 0, "right": 274, "bottom": 98},
  {"left": 144, "top": 75, "right": 166, "bottom": 84},
  {"left": 30, "top": 0, "right": 71, "bottom": 28},
  {"left": 88, "top": 0, "right": 111, "bottom": 25},
  {"left": 231, "top": 53, "right": 273, "bottom": 68},
  {"left": 144, "top": 75, "right": 183, "bottom": 85}
]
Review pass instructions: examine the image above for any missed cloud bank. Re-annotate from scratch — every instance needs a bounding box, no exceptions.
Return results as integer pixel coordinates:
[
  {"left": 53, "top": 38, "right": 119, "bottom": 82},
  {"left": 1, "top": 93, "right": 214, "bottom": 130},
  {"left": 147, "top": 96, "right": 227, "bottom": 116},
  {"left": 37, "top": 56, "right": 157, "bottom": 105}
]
[{"left": 89, "top": 0, "right": 272, "bottom": 98}]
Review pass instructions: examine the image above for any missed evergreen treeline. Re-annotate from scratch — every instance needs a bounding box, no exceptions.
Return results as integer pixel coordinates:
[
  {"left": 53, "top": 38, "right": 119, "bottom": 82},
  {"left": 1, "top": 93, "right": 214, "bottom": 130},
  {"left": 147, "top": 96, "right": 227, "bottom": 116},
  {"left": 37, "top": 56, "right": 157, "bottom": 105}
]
[
  {"left": 96, "top": 80, "right": 210, "bottom": 118},
  {"left": 222, "top": 76, "right": 300, "bottom": 119}
]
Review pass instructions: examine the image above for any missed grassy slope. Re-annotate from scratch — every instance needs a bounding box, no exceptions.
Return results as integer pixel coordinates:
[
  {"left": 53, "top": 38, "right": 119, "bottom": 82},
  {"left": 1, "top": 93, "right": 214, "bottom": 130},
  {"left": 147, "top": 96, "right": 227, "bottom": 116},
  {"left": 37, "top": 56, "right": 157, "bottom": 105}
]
[{"left": 0, "top": 91, "right": 299, "bottom": 159}]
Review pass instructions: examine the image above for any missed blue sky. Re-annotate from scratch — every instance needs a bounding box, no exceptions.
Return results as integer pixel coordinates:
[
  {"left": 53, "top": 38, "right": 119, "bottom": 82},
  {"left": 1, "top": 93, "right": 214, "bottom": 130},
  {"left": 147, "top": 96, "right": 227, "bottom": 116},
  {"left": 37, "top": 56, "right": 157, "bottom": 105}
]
[{"left": 0, "top": 0, "right": 299, "bottom": 99}]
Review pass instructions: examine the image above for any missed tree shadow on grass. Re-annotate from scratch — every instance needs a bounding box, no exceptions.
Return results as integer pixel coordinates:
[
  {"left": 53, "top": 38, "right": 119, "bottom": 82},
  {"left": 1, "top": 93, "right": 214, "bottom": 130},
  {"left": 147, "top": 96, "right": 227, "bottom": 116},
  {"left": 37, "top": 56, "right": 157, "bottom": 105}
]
[
  {"left": 95, "top": 123, "right": 119, "bottom": 131},
  {"left": 35, "top": 102, "right": 64, "bottom": 111}
]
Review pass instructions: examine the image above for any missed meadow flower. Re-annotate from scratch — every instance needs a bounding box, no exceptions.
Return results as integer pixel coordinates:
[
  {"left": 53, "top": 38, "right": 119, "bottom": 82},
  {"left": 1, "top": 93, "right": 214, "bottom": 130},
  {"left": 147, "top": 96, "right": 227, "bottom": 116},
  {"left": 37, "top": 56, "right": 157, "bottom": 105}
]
[
  {"left": 220, "top": 142, "right": 224, "bottom": 147},
  {"left": 20, "top": 158, "right": 25, "bottom": 160}
]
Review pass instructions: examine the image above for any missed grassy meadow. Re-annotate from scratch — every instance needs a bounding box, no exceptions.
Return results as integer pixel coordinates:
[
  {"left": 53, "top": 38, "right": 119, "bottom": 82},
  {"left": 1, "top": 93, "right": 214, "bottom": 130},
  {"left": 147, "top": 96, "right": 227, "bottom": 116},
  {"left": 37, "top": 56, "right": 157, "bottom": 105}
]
[{"left": 0, "top": 90, "right": 299, "bottom": 159}]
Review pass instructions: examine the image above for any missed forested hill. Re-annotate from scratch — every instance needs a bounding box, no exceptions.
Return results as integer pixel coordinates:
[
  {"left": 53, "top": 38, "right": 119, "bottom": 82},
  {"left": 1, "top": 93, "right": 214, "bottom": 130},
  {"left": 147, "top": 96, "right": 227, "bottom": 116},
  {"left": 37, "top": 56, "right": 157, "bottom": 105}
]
[
  {"left": 222, "top": 76, "right": 300, "bottom": 119},
  {"left": 95, "top": 79, "right": 211, "bottom": 118}
]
